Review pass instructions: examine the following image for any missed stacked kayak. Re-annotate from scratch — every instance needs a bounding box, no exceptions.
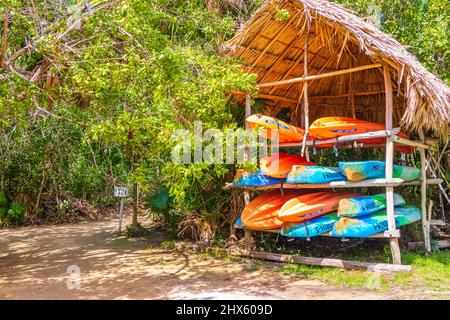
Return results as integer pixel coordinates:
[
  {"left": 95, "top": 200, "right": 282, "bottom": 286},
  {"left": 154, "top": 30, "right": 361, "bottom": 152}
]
[
  {"left": 246, "top": 114, "right": 309, "bottom": 143},
  {"left": 233, "top": 169, "right": 282, "bottom": 187},
  {"left": 233, "top": 114, "right": 421, "bottom": 238},
  {"left": 241, "top": 190, "right": 309, "bottom": 230},
  {"left": 309, "top": 117, "right": 413, "bottom": 154},
  {"left": 338, "top": 193, "right": 406, "bottom": 218},
  {"left": 260, "top": 153, "right": 314, "bottom": 178},
  {"left": 286, "top": 165, "right": 347, "bottom": 184},
  {"left": 332, "top": 205, "right": 421, "bottom": 237},
  {"left": 278, "top": 191, "right": 360, "bottom": 223},
  {"left": 280, "top": 193, "right": 419, "bottom": 238},
  {"left": 339, "top": 161, "right": 421, "bottom": 182},
  {"left": 281, "top": 213, "right": 339, "bottom": 238}
]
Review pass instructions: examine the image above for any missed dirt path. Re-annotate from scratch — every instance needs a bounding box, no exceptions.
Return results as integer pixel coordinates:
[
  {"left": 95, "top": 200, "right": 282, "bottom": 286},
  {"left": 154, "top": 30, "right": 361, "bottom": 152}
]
[{"left": 0, "top": 217, "right": 397, "bottom": 300}]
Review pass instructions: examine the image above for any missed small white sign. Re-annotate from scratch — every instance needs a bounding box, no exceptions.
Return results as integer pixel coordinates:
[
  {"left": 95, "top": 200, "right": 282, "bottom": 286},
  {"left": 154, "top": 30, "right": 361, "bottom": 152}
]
[{"left": 114, "top": 186, "right": 129, "bottom": 198}]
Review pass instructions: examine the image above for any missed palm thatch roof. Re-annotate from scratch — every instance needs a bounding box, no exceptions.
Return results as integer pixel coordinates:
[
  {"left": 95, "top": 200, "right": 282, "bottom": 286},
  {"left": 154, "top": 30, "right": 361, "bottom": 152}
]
[{"left": 223, "top": 0, "right": 450, "bottom": 139}]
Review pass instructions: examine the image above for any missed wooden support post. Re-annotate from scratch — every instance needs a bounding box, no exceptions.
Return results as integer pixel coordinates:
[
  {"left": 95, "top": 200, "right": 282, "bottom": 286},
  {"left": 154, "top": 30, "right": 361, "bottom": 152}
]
[
  {"left": 245, "top": 93, "right": 251, "bottom": 129},
  {"left": 301, "top": 32, "right": 309, "bottom": 159},
  {"left": 244, "top": 93, "right": 251, "bottom": 161},
  {"left": 243, "top": 190, "right": 252, "bottom": 251},
  {"left": 418, "top": 128, "right": 431, "bottom": 253},
  {"left": 383, "top": 67, "right": 401, "bottom": 265}
]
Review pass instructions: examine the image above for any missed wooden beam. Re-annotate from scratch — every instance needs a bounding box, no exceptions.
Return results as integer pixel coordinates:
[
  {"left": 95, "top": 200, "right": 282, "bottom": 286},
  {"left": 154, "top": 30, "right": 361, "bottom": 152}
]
[
  {"left": 229, "top": 90, "right": 298, "bottom": 104},
  {"left": 418, "top": 128, "right": 431, "bottom": 253},
  {"left": 232, "top": 90, "right": 387, "bottom": 106},
  {"left": 391, "top": 135, "right": 431, "bottom": 149},
  {"left": 400, "top": 178, "right": 442, "bottom": 186},
  {"left": 256, "top": 93, "right": 297, "bottom": 104},
  {"left": 278, "top": 128, "right": 401, "bottom": 147},
  {"left": 408, "top": 239, "right": 450, "bottom": 251},
  {"left": 224, "top": 178, "right": 442, "bottom": 191},
  {"left": 229, "top": 249, "right": 412, "bottom": 273},
  {"left": 309, "top": 90, "right": 386, "bottom": 100},
  {"left": 258, "top": 64, "right": 382, "bottom": 88},
  {"left": 384, "top": 67, "right": 402, "bottom": 265}
]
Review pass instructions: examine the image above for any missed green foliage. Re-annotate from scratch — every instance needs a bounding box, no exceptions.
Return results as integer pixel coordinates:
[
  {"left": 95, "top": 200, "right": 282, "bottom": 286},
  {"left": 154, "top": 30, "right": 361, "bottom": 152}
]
[
  {"left": 0, "top": 0, "right": 447, "bottom": 232},
  {"left": 145, "top": 187, "right": 171, "bottom": 213},
  {"left": 274, "top": 9, "right": 290, "bottom": 22},
  {"left": 5, "top": 202, "right": 26, "bottom": 225},
  {"left": 332, "top": 0, "right": 449, "bottom": 83}
]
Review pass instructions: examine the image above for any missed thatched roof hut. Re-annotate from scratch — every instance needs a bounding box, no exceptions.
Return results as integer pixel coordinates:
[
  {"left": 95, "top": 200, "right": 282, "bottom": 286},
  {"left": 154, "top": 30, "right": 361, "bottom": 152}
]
[{"left": 223, "top": 0, "right": 450, "bottom": 139}]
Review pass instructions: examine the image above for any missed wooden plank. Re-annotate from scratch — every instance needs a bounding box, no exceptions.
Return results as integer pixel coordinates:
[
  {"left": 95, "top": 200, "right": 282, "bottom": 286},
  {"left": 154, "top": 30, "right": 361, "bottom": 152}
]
[
  {"left": 275, "top": 128, "right": 401, "bottom": 148},
  {"left": 391, "top": 135, "right": 431, "bottom": 149},
  {"left": 255, "top": 93, "right": 298, "bottom": 104},
  {"left": 258, "top": 64, "right": 382, "bottom": 88},
  {"left": 384, "top": 67, "right": 402, "bottom": 264},
  {"left": 400, "top": 178, "right": 442, "bottom": 186},
  {"left": 231, "top": 90, "right": 388, "bottom": 105},
  {"left": 408, "top": 239, "right": 450, "bottom": 250},
  {"left": 235, "top": 225, "right": 404, "bottom": 239},
  {"left": 229, "top": 249, "right": 412, "bottom": 273},
  {"left": 309, "top": 90, "right": 386, "bottom": 100},
  {"left": 223, "top": 178, "right": 442, "bottom": 190},
  {"left": 283, "top": 178, "right": 405, "bottom": 188},
  {"left": 430, "top": 219, "right": 446, "bottom": 226}
]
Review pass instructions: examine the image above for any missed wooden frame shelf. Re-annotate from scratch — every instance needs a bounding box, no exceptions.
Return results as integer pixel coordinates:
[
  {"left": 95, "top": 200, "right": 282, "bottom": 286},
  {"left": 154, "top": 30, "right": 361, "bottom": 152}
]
[
  {"left": 234, "top": 224, "right": 394, "bottom": 239},
  {"left": 261, "top": 129, "right": 434, "bottom": 150},
  {"left": 231, "top": 55, "right": 437, "bottom": 268},
  {"left": 224, "top": 178, "right": 442, "bottom": 191}
]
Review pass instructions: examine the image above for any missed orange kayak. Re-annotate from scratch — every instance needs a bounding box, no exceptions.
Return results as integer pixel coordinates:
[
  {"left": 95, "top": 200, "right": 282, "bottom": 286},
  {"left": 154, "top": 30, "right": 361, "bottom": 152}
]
[
  {"left": 309, "top": 117, "right": 412, "bottom": 153},
  {"left": 260, "top": 152, "right": 315, "bottom": 178},
  {"left": 278, "top": 191, "right": 361, "bottom": 223},
  {"left": 309, "top": 117, "right": 386, "bottom": 139},
  {"left": 247, "top": 114, "right": 310, "bottom": 143},
  {"left": 241, "top": 190, "right": 310, "bottom": 230}
]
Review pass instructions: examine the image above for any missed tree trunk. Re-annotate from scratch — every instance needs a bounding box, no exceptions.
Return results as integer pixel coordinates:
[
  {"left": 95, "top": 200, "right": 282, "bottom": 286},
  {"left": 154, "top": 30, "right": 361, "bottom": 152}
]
[{"left": 1, "top": 7, "right": 8, "bottom": 69}]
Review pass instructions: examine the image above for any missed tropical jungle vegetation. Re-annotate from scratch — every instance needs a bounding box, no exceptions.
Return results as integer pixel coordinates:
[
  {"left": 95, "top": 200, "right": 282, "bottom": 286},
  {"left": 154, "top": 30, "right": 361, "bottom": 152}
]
[{"left": 0, "top": 0, "right": 448, "bottom": 239}]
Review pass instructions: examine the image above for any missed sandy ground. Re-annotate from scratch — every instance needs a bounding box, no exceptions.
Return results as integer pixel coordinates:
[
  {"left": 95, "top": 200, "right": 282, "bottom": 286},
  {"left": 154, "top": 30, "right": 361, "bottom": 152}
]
[{"left": 0, "top": 216, "right": 398, "bottom": 300}]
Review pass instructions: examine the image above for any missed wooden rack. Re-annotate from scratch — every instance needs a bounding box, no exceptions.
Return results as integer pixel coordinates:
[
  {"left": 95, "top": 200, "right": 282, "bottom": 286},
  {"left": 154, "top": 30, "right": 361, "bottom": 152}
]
[{"left": 230, "top": 62, "right": 439, "bottom": 268}]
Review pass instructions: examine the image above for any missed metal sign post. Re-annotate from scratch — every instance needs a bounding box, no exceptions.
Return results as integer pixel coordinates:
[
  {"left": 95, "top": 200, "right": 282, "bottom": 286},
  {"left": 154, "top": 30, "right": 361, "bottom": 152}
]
[{"left": 114, "top": 186, "right": 129, "bottom": 235}]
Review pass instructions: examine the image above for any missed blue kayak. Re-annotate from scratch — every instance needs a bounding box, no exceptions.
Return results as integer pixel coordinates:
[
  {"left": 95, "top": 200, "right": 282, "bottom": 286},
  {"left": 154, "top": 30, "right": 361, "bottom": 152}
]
[
  {"left": 281, "top": 213, "right": 339, "bottom": 238},
  {"left": 339, "top": 161, "right": 420, "bottom": 182},
  {"left": 338, "top": 193, "right": 406, "bottom": 217},
  {"left": 332, "top": 205, "right": 421, "bottom": 237},
  {"left": 234, "top": 170, "right": 283, "bottom": 187},
  {"left": 286, "top": 165, "right": 347, "bottom": 184}
]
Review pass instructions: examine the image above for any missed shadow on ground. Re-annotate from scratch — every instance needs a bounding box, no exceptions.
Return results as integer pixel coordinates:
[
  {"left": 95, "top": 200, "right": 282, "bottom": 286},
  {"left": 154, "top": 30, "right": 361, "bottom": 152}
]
[{"left": 0, "top": 216, "right": 392, "bottom": 300}]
